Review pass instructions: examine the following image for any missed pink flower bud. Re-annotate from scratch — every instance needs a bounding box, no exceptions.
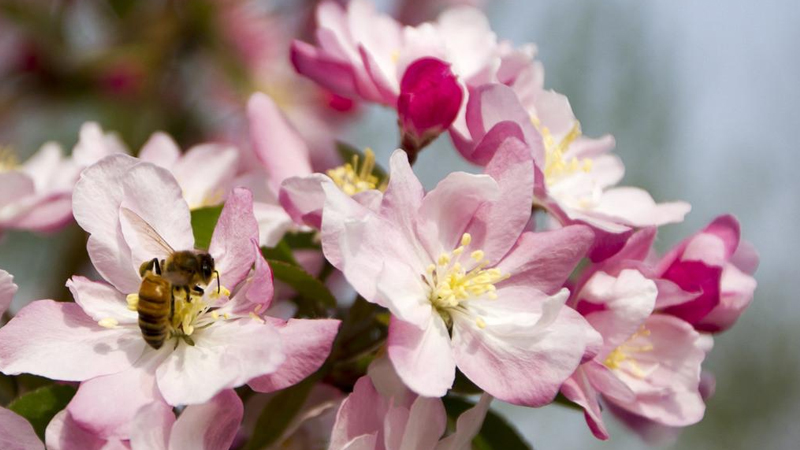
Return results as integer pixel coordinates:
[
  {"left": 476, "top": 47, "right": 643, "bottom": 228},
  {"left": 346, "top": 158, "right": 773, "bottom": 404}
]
[{"left": 397, "top": 57, "right": 463, "bottom": 159}]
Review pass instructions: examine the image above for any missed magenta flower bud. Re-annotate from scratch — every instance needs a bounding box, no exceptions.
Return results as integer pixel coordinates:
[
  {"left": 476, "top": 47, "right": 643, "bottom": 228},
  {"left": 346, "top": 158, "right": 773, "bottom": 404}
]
[{"left": 397, "top": 57, "right": 463, "bottom": 160}]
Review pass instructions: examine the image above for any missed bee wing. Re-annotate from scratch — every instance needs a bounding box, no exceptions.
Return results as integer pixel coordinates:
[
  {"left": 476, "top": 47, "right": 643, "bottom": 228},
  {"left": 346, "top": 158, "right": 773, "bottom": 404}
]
[{"left": 119, "top": 207, "right": 176, "bottom": 257}]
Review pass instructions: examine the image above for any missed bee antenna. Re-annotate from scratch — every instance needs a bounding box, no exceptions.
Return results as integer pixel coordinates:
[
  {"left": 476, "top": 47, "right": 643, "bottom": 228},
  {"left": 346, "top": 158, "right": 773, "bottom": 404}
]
[{"left": 215, "top": 270, "right": 221, "bottom": 294}]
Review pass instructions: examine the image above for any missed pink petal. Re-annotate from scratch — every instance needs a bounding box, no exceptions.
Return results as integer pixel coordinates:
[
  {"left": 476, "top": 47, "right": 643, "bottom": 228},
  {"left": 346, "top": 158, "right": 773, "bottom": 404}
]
[
  {"left": 248, "top": 92, "right": 313, "bottom": 193},
  {"left": 592, "top": 187, "right": 690, "bottom": 228},
  {"left": 0, "top": 300, "right": 144, "bottom": 381},
  {"left": 467, "top": 137, "right": 534, "bottom": 266},
  {"left": 279, "top": 174, "right": 329, "bottom": 229},
  {"left": 118, "top": 162, "right": 193, "bottom": 268},
  {"left": 68, "top": 352, "right": 165, "bottom": 439},
  {"left": 396, "top": 397, "right": 446, "bottom": 450},
  {"left": 46, "top": 410, "right": 126, "bottom": 450},
  {"left": 376, "top": 260, "right": 432, "bottom": 328},
  {"left": 496, "top": 226, "right": 594, "bottom": 295},
  {"left": 560, "top": 371, "right": 609, "bottom": 440},
  {"left": 291, "top": 41, "right": 362, "bottom": 102},
  {"left": 138, "top": 132, "right": 180, "bottom": 169},
  {"left": 1, "top": 406, "right": 44, "bottom": 450},
  {"left": 71, "top": 123, "right": 126, "bottom": 167},
  {"left": 434, "top": 393, "right": 493, "bottom": 450},
  {"left": 155, "top": 319, "right": 285, "bottom": 406},
  {"left": 329, "top": 376, "right": 385, "bottom": 450},
  {"left": 168, "top": 390, "right": 243, "bottom": 450},
  {"left": 209, "top": 188, "right": 259, "bottom": 289},
  {"left": 130, "top": 401, "right": 174, "bottom": 450},
  {"left": 248, "top": 318, "right": 340, "bottom": 393},
  {"left": 387, "top": 314, "right": 455, "bottom": 398},
  {"left": 380, "top": 151, "right": 425, "bottom": 236},
  {"left": 452, "top": 289, "right": 597, "bottom": 406},
  {"left": 172, "top": 144, "right": 238, "bottom": 210},
  {"left": 0, "top": 269, "right": 17, "bottom": 316},
  {"left": 72, "top": 155, "right": 139, "bottom": 293},
  {"left": 696, "top": 262, "right": 756, "bottom": 332},
  {"left": 417, "top": 171, "right": 498, "bottom": 258},
  {"left": 66, "top": 276, "right": 137, "bottom": 324}
]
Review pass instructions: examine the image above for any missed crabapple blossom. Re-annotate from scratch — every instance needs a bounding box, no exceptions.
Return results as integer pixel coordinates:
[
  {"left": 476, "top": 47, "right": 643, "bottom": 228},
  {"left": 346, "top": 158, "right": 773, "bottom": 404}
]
[
  {"left": 45, "top": 390, "right": 243, "bottom": 450},
  {"left": 329, "top": 357, "right": 492, "bottom": 450},
  {"left": 321, "top": 140, "right": 600, "bottom": 403},
  {"left": 452, "top": 84, "right": 690, "bottom": 260},
  {"left": 0, "top": 155, "right": 339, "bottom": 439},
  {"left": 561, "top": 269, "right": 706, "bottom": 440}
]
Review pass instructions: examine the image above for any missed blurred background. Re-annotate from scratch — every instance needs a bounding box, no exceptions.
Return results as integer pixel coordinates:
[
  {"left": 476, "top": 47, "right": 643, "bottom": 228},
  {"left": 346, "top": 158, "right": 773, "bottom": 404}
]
[{"left": 1, "top": 0, "right": 797, "bottom": 449}]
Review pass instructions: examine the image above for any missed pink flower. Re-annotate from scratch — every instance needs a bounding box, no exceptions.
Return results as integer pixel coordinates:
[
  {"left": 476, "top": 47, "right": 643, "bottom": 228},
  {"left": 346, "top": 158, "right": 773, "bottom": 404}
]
[
  {"left": 654, "top": 215, "right": 758, "bottom": 333},
  {"left": 321, "top": 140, "right": 600, "bottom": 404},
  {"left": 397, "top": 58, "right": 464, "bottom": 156},
  {"left": 586, "top": 215, "right": 758, "bottom": 334},
  {"left": 0, "top": 155, "right": 339, "bottom": 439},
  {"left": 329, "top": 357, "right": 492, "bottom": 450},
  {"left": 0, "top": 269, "right": 16, "bottom": 316},
  {"left": 0, "top": 406, "right": 43, "bottom": 450},
  {"left": 138, "top": 132, "right": 239, "bottom": 210},
  {"left": 46, "top": 390, "right": 243, "bottom": 450},
  {"left": 0, "top": 122, "right": 125, "bottom": 236},
  {"left": 452, "top": 84, "right": 690, "bottom": 260},
  {"left": 561, "top": 269, "right": 707, "bottom": 439},
  {"left": 292, "top": 2, "right": 527, "bottom": 105}
]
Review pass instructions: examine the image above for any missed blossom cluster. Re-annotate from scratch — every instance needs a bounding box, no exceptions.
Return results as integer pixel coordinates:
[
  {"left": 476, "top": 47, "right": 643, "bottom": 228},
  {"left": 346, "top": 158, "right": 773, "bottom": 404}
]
[{"left": 0, "top": 1, "right": 757, "bottom": 449}]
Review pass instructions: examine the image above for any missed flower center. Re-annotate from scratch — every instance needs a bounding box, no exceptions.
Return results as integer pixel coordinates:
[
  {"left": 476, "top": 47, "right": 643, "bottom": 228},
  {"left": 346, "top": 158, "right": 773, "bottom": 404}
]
[
  {"left": 103, "top": 277, "right": 231, "bottom": 344},
  {"left": 327, "top": 148, "right": 384, "bottom": 196},
  {"left": 530, "top": 117, "right": 593, "bottom": 186},
  {"left": 425, "top": 233, "right": 507, "bottom": 329},
  {"left": 0, "top": 147, "right": 19, "bottom": 172},
  {"left": 603, "top": 326, "right": 654, "bottom": 378}
]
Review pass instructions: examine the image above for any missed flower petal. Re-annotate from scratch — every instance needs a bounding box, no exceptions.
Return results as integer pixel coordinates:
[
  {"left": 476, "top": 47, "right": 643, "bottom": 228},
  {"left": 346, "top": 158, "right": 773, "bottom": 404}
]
[
  {"left": 168, "top": 390, "right": 243, "bottom": 450},
  {"left": 387, "top": 314, "right": 455, "bottom": 398},
  {"left": 67, "top": 276, "right": 137, "bottom": 324},
  {"left": 0, "top": 269, "right": 17, "bottom": 316},
  {"left": 155, "top": 319, "right": 284, "bottom": 405},
  {"left": 1, "top": 406, "right": 44, "bottom": 450},
  {"left": 329, "top": 376, "right": 385, "bottom": 450},
  {"left": 434, "top": 393, "right": 493, "bottom": 450},
  {"left": 248, "top": 318, "right": 340, "bottom": 393},
  {"left": 496, "top": 226, "right": 594, "bottom": 295},
  {"left": 209, "top": 188, "right": 259, "bottom": 289},
  {"left": 45, "top": 409, "right": 127, "bottom": 450},
  {"left": 0, "top": 300, "right": 144, "bottom": 381},
  {"left": 68, "top": 351, "right": 165, "bottom": 439},
  {"left": 138, "top": 132, "right": 180, "bottom": 169},
  {"left": 130, "top": 401, "right": 174, "bottom": 450}
]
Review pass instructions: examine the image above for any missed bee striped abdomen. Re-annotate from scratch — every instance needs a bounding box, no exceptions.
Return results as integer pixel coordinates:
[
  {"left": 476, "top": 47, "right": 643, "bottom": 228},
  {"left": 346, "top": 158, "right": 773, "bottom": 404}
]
[{"left": 137, "top": 273, "right": 172, "bottom": 349}]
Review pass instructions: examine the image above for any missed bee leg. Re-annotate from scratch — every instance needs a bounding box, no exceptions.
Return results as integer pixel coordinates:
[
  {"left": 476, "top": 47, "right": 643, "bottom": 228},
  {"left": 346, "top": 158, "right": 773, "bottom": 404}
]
[
  {"left": 183, "top": 334, "right": 195, "bottom": 346},
  {"left": 214, "top": 270, "right": 221, "bottom": 294},
  {"left": 192, "top": 285, "right": 204, "bottom": 297},
  {"left": 138, "top": 258, "right": 160, "bottom": 277},
  {"left": 184, "top": 285, "right": 193, "bottom": 302}
]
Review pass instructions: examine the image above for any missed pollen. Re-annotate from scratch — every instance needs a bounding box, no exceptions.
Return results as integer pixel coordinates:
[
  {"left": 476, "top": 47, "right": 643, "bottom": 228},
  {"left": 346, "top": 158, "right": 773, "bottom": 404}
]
[
  {"left": 326, "top": 148, "right": 384, "bottom": 196},
  {"left": 126, "top": 293, "right": 139, "bottom": 311},
  {"left": 530, "top": 117, "right": 593, "bottom": 186},
  {"left": 603, "top": 326, "right": 654, "bottom": 378},
  {"left": 98, "top": 318, "right": 119, "bottom": 329},
  {"left": 426, "top": 233, "right": 508, "bottom": 318}
]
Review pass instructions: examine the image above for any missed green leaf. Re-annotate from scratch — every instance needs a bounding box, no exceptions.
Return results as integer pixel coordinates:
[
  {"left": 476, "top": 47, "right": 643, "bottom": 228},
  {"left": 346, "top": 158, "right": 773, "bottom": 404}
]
[
  {"left": 243, "top": 375, "right": 318, "bottom": 450},
  {"left": 261, "top": 240, "right": 299, "bottom": 266},
  {"left": 190, "top": 205, "right": 223, "bottom": 250},
  {"left": 266, "top": 259, "right": 337, "bottom": 313},
  {"left": 282, "top": 231, "right": 320, "bottom": 250},
  {"left": 335, "top": 141, "right": 388, "bottom": 184},
  {"left": 443, "top": 396, "right": 532, "bottom": 450},
  {"left": 8, "top": 384, "right": 77, "bottom": 440}
]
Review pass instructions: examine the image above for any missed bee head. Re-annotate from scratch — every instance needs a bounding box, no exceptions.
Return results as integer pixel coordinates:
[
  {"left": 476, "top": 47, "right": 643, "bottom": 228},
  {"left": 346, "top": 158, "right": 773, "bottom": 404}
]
[{"left": 198, "top": 253, "right": 215, "bottom": 283}]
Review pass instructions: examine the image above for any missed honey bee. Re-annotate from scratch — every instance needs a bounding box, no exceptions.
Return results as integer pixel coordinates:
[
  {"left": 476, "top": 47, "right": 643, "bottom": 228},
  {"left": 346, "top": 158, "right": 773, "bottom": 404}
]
[{"left": 121, "top": 208, "right": 219, "bottom": 349}]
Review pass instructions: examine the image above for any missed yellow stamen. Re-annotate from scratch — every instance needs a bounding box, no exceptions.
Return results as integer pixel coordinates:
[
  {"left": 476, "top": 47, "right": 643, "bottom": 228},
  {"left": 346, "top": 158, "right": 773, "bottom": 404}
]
[
  {"left": 530, "top": 117, "right": 593, "bottom": 185},
  {"left": 603, "top": 326, "right": 654, "bottom": 378},
  {"left": 428, "top": 233, "right": 509, "bottom": 318},
  {"left": 326, "top": 148, "right": 384, "bottom": 196},
  {"left": 475, "top": 317, "right": 487, "bottom": 329},
  {"left": 249, "top": 312, "right": 265, "bottom": 323}
]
